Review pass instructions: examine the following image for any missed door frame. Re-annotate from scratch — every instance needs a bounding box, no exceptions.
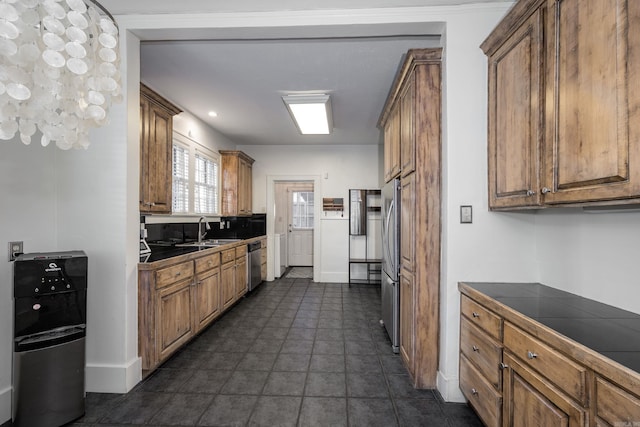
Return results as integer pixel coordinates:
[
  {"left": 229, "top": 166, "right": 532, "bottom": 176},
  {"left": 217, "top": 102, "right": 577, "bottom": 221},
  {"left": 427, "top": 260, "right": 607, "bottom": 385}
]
[{"left": 266, "top": 174, "right": 322, "bottom": 282}]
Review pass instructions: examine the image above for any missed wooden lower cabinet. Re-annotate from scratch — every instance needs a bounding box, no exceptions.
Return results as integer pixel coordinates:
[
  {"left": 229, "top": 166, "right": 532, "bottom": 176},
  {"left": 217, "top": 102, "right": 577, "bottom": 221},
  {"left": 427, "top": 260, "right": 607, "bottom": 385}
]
[
  {"left": 260, "top": 237, "right": 267, "bottom": 281},
  {"left": 235, "top": 245, "right": 248, "bottom": 298},
  {"left": 502, "top": 352, "right": 586, "bottom": 427},
  {"left": 399, "top": 268, "right": 414, "bottom": 370},
  {"left": 459, "top": 284, "right": 640, "bottom": 427},
  {"left": 157, "top": 278, "right": 194, "bottom": 363},
  {"left": 194, "top": 255, "right": 221, "bottom": 332},
  {"left": 139, "top": 241, "right": 264, "bottom": 374},
  {"left": 221, "top": 258, "right": 236, "bottom": 310}
]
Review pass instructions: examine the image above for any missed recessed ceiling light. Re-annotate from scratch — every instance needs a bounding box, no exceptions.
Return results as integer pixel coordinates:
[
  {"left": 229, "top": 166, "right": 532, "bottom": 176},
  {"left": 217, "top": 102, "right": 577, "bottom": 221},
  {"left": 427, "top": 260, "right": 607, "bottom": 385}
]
[
  {"left": 208, "top": 111, "right": 218, "bottom": 117},
  {"left": 282, "top": 94, "right": 332, "bottom": 135}
]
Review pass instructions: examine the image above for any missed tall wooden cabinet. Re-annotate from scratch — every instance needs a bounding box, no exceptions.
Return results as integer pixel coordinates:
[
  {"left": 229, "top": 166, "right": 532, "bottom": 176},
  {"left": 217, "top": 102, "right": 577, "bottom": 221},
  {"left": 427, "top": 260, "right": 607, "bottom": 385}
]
[
  {"left": 220, "top": 150, "right": 254, "bottom": 216},
  {"left": 379, "top": 48, "right": 442, "bottom": 388},
  {"left": 482, "top": 0, "right": 640, "bottom": 209},
  {"left": 139, "top": 84, "right": 182, "bottom": 213}
]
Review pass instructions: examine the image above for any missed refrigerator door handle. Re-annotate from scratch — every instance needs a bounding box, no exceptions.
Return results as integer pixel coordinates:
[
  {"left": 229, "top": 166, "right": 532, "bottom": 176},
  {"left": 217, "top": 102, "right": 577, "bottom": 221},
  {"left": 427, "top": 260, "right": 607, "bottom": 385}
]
[{"left": 384, "top": 199, "right": 395, "bottom": 274}]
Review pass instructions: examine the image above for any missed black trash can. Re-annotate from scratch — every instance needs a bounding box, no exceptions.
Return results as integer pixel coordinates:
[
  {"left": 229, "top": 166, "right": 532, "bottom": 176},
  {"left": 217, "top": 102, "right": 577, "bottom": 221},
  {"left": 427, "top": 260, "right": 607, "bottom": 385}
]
[{"left": 12, "top": 251, "right": 88, "bottom": 427}]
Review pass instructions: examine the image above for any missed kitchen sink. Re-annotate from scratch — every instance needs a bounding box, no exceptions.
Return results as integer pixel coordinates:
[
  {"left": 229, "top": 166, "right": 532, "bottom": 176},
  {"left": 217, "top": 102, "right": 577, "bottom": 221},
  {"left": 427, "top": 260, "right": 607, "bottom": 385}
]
[{"left": 175, "top": 239, "right": 242, "bottom": 248}]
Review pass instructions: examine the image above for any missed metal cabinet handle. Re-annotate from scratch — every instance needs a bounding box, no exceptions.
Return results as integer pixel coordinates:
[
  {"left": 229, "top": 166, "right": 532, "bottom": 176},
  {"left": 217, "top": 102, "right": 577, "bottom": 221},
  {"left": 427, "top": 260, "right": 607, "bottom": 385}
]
[
  {"left": 472, "top": 312, "right": 480, "bottom": 318},
  {"left": 472, "top": 345, "right": 479, "bottom": 352},
  {"left": 526, "top": 190, "right": 536, "bottom": 196},
  {"left": 527, "top": 351, "right": 538, "bottom": 360},
  {"left": 499, "top": 362, "right": 509, "bottom": 370},
  {"left": 175, "top": 271, "right": 181, "bottom": 277},
  {"left": 541, "top": 187, "right": 552, "bottom": 194},
  {"left": 471, "top": 388, "right": 478, "bottom": 396}
]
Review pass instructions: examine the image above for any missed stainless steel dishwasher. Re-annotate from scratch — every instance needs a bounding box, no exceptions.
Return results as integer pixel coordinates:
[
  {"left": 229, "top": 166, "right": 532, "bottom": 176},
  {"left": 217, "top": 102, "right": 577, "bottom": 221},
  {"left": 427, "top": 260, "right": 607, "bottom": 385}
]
[{"left": 247, "top": 241, "right": 262, "bottom": 291}]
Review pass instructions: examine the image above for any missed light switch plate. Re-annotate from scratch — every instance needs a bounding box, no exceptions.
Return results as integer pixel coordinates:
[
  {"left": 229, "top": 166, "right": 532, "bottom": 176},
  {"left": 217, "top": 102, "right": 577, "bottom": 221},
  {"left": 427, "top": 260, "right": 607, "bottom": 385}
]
[{"left": 460, "top": 205, "right": 472, "bottom": 224}]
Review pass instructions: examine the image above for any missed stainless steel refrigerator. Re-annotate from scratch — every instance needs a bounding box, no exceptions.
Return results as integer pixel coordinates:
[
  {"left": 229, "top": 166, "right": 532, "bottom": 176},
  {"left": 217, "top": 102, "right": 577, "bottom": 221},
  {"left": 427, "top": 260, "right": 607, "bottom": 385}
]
[{"left": 381, "top": 178, "right": 400, "bottom": 353}]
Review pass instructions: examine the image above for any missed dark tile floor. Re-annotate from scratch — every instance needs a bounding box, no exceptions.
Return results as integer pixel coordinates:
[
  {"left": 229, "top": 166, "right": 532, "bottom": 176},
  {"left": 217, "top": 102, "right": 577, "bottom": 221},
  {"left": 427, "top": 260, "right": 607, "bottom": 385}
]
[{"left": 69, "top": 277, "right": 482, "bottom": 427}]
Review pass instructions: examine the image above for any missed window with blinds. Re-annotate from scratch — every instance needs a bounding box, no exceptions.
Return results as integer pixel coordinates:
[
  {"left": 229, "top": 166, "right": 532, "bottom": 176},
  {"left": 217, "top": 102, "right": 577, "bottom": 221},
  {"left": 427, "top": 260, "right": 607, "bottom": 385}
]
[
  {"left": 292, "top": 191, "right": 314, "bottom": 229},
  {"left": 172, "top": 144, "right": 189, "bottom": 213},
  {"left": 194, "top": 153, "right": 219, "bottom": 215}
]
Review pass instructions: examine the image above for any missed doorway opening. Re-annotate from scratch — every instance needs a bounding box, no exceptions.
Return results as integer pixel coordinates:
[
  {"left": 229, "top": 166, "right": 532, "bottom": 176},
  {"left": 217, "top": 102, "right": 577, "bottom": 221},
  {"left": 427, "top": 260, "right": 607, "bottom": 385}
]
[{"left": 274, "top": 181, "right": 314, "bottom": 278}]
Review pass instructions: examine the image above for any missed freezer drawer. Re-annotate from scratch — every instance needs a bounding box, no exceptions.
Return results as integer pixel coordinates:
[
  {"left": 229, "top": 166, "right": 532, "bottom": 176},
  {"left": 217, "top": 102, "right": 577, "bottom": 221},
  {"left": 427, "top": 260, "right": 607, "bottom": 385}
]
[{"left": 381, "top": 272, "right": 399, "bottom": 353}]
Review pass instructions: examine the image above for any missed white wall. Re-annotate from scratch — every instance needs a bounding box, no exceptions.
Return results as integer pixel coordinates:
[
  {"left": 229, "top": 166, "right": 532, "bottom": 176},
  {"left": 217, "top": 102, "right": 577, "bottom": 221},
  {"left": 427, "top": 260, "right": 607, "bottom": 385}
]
[
  {"left": 0, "top": 143, "right": 59, "bottom": 421},
  {"left": 239, "top": 144, "right": 380, "bottom": 282},
  {"left": 172, "top": 111, "right": 236, "bottom": 153},
  {"left": 535, "top": 208, "right": 640, "bottom": 314}
]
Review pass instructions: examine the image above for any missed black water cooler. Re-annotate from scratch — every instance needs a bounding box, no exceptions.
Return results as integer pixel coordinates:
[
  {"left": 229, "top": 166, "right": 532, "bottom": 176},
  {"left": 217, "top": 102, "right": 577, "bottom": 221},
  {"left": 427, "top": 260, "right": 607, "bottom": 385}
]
[{"left": 13, "top": 251, "right": 88, "bottom": 427}]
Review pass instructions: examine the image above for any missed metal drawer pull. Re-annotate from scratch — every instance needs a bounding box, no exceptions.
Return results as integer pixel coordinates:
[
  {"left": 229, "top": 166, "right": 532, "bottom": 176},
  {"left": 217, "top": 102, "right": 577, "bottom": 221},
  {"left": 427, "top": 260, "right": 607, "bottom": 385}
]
[
  {"left": 526, "top": 190, "right": 536, "bottom": 196},
  {"left": 472, "top": 312, "right": 480, "bottom": 318},
  {"left": 499, "top": 362, "right": 509, "bottom": 370},
  {"left": 472, "top": 345, "right": 479, "bottom": 352},
  {"left": 527, "top": 351, "right": 538, "bottom": 360},
  {"left": 175, "top": 271, "right": 181, "bottom": 276},
  {"left": 471, "top": 388, "right": 478, "bottom": 396}
]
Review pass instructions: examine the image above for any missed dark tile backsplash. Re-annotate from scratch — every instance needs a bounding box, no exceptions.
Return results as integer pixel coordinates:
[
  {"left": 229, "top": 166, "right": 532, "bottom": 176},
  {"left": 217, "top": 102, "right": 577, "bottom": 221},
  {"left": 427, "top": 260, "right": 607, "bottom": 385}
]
[{"left": 144, "top": 214, "right": 266, "bottom": 244}]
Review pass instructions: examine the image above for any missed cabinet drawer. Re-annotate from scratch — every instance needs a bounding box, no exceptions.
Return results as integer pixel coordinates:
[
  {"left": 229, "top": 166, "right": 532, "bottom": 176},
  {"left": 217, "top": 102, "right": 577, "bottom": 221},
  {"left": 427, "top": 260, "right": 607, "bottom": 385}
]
[
  {"left": 221, "top": 249, "right": 235, "bottom": 264},
  {"left": 235, "top": 245, "right": 247, "bottom": 259},
  {"left": 504, "top": 322, "right": 587, "bottom": 405},
  {"left": 460, "top": 353, "right": 502, "bottom": 427},
  {"left": 595, "top": 377, "right": 640, "bottom": 425},
  {"left": 195, "top": 253, "right": 220, "bottom": 275},
  {"left": 260, "top": 238, "right": 266, "bottom": 249},
  {"left": 156, "top": 261, "right": 194, "bottom": 289},
  {"left": 461, "top": 295, "right": 502, "bottom": 340},
  {"left": 460, "top": 316, "right": 503, "bottom": 390}
]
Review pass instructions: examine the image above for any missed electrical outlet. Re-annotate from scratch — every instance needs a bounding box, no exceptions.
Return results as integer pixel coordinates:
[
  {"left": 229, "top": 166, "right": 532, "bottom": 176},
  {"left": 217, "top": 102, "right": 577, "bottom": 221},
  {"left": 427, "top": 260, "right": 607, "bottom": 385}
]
[{"left": 9, "top": 241, "right": 23, "bottom": 261}]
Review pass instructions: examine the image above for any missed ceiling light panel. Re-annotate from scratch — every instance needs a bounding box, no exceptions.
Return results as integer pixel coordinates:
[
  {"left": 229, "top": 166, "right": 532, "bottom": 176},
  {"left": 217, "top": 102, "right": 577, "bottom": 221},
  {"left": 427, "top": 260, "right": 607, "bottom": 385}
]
[{"left": 282, "top": 94, "right": 332, "bottom": 135}]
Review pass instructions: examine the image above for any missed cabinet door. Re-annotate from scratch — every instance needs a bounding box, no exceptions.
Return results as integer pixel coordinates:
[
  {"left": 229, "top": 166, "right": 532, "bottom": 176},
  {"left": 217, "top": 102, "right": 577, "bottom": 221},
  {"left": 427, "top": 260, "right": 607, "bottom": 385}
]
[
  {"left": 543, "top": 0, "right": 640, "bottom": 204},
  {"left": 140, "top": 100, "right": 173, "bottom": 213},
  {"left": 487, "top": 9, "right": 542, "bottom": 209},
  {"left": 400, "top": 72, "right": 416, "bottom": 177},
  {"left": 399, "top": 268, "right": 414, "bottom": 374},
  {"left": 238, "top": 159, "right": 252, "bottom": 215},
  {"left": 384, "top": 104, "right": 401, "bottom": 182},
  {"left": 400, "top": 173, "right": 415, "bottom": 271},
  {"left": 157, "top": 279, "right": 194, "bottom": 362},
  {"left": 195, "top": 268, "right": 220, "bottom": 332},
  {"left": 221, "top": 262, "right": 236, "bottom": 310},
  {"left": 235, "top": 257, "right": 247, "bottom": 298},
  {"left": 502, "top": 352, "right": 586, "bottom": 427}
]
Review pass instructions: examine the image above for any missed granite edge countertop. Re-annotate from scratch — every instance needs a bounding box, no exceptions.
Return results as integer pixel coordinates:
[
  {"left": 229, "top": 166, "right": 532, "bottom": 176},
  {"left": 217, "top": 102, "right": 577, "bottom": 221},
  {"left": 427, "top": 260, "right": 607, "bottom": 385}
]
[
  {"left": 138, "top": 235, "right": 265, "bottom": 270},
  {"left": 459, "top": 281, "right": 640, "bottom": 383}
]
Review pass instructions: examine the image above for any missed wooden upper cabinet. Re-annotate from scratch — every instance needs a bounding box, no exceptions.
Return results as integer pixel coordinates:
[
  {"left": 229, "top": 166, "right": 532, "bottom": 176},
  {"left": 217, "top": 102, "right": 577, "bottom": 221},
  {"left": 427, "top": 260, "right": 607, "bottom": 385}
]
[
  {"left": 400, "top": 72, "right": 416, "bottom": 177},
  {"left": 220, "top": 150, "right": 255, "bottom": 216},
  {"left": 383, "top": 104, "right": 401, "bottom": 182},
  {"left": 543, "top": 0, "right": 640, "bottom": 204},
  {"left": 482, "top": 0, "right": 640, "bottom": 209},
  {"left": 140, "top": 84, "right": 182, "bottom": 213},
  {"left": 484, "top": 8, "right": 543, "bottom": 209}
]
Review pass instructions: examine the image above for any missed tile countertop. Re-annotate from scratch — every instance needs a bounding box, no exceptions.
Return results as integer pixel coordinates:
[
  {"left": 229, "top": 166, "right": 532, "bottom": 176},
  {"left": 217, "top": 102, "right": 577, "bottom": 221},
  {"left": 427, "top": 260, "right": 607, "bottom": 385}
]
[
  {"left": 139, "top": 235, "right": 265, "bottom": 269},
  {"left": 459, "top": 282, "right": 640, "bottom": 375}
]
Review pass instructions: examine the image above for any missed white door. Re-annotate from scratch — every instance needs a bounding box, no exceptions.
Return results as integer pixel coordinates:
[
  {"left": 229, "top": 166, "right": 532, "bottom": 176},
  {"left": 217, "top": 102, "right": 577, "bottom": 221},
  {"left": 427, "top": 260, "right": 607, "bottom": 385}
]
[{"left": 288, "top": 189, "right": 314, "bottom": 266}]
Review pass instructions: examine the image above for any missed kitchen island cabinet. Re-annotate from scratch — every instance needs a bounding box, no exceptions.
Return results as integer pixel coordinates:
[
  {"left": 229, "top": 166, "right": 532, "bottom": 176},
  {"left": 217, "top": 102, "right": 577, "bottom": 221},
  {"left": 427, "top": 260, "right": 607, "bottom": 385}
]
[
  {"left": 220, "top": 150, "right": 254, "bottom": 216},
  {"left": 482, "top": 0, "right": 640, "bottom": 209},
  {"left": 379, "top": 48, "right": 442, "bottom": 388},
  {"left": 139, "top": 84, "right": 182, "bottom": 213},
  {"left": 459, "top": 282, "right": 640, "bottom": 427}
]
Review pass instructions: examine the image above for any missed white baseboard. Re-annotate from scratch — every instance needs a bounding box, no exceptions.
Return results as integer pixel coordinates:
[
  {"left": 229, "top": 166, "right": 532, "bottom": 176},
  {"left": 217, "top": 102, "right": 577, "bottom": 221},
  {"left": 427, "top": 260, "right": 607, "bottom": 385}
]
[
  {"left": 318, "top": 272, "right": 348, "bottom": 283},
  {"left": 436, "top": 370, "right": 466, "bottom": 403},
  {"left": 0, "top": 386, "right": 10, "bottom": 425},
  {"left": 86, "top": 357, "right": 141, "bottom": 394}
]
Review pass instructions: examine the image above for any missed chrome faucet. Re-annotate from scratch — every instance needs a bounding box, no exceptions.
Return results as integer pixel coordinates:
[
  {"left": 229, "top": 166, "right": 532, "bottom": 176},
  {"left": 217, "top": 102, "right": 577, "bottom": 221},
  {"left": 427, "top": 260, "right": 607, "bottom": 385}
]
[{"left": 198, "top": 216, "right": 210, "bottom": 243}]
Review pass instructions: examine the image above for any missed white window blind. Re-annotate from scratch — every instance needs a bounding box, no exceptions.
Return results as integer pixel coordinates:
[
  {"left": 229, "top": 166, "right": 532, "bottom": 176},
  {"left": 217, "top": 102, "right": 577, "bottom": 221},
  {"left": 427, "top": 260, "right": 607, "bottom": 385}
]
[
  {"left": 194, "top": 152, "right": 219, "bottom": 215},
  {"left": 172, "top": 144, "right": 189, "bottom": 213},
  {"left": 292, "top": 191, "right": 314, "bottom": 229}
]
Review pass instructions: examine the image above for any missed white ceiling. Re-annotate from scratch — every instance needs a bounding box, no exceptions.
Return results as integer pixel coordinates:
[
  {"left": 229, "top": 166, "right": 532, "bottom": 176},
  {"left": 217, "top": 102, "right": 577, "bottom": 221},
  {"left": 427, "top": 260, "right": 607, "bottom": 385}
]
[{"left": 103, "top": 0, "right": 510, "bottom": 146}]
